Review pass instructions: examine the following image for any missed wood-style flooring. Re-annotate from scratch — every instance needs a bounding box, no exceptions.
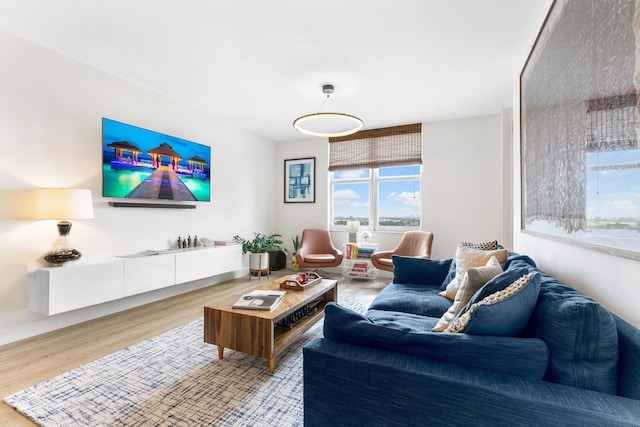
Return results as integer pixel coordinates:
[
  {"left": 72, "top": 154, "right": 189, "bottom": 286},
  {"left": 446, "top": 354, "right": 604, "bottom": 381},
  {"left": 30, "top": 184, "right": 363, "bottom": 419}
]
[{"left": 0, "top": 269, "right": 388, "bottom": 426}]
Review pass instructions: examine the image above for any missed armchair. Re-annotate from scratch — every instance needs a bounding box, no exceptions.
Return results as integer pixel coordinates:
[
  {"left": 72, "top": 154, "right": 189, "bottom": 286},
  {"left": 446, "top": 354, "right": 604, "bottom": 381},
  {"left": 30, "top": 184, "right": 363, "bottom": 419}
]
[
  {"left": 370, "top": 231, "right": 433, "bottom": 272},
  {"left": 295, "top": 229, "right": 343, "bottom": 270}
]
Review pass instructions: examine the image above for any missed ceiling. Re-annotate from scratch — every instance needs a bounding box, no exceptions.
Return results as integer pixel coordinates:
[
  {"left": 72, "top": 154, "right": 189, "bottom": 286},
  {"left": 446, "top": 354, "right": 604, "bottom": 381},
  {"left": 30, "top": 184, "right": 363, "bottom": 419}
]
[{"left": 0, "top": 0, "right": 552, "bottom": 142}]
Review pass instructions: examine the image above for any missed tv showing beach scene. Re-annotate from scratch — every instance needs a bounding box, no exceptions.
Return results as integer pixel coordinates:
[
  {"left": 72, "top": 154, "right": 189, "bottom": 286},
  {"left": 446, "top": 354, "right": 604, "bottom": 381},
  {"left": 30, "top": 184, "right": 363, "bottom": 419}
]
[{"left": 102, "top": 118, "right": 211, "bottom": 202}]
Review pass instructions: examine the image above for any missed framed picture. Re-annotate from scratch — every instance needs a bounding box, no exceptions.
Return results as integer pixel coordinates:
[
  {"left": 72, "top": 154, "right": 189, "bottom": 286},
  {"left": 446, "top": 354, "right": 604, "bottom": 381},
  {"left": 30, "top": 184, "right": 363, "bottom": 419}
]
[
  {"left": 284, "top": 157, "right": 315, "bottom": 203},
  {"left": 520, "top": 0, "right": 640, "bottom": 260}
]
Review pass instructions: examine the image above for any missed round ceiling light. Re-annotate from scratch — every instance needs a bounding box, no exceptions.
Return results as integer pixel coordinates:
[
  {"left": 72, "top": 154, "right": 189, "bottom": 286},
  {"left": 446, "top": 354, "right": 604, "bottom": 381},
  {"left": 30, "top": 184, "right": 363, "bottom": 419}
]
[{"left": 293, "top": 84, "right": 364, "bottom": 138}]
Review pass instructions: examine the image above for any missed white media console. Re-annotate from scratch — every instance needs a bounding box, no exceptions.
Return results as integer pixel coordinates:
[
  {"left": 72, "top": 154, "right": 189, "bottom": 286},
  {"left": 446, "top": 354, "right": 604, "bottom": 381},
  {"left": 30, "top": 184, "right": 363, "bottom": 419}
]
[{"left": 27, "top": 245, "right": 242, "bottom": 315}]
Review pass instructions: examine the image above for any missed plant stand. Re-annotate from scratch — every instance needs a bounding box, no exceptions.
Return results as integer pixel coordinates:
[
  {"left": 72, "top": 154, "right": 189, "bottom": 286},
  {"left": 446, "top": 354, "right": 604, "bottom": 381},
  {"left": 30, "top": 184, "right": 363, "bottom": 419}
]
[{"left": 249, "top": 253, "right": 270, "bottom": 281}]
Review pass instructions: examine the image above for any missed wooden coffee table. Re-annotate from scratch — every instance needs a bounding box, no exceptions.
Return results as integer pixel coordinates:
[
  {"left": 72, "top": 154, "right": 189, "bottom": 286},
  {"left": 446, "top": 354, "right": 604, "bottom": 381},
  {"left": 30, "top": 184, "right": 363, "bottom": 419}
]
[{"left": 204, "top": 275, "right": 337, "bottom": 374}]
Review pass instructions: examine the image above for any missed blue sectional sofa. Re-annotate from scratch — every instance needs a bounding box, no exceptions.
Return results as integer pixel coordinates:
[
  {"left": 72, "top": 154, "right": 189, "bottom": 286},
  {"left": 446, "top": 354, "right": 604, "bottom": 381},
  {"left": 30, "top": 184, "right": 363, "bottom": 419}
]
[{"left": 303, "top": 249, "right": 640, "bottom": 426}]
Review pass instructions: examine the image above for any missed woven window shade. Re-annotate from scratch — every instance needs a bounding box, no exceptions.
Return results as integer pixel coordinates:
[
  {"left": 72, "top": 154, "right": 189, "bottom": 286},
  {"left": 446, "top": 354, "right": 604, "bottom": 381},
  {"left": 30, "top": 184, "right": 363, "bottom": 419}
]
[{"left": 328, "top": 123, "right": 422, "bottom": 171}]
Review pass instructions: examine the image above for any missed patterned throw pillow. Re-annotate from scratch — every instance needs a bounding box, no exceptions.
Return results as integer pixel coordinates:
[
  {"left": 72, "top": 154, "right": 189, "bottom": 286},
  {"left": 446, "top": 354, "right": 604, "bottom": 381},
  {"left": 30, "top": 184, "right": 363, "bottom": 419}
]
[
  {"left": 439, "top": 245, "right": 508, "bottom": 300},
  {"left": 446, "top": 272, "right": 541, "bottom": 336},
  {"left": 459, "top": 240, "right": 498, "bottom": 251},
  {"left": 432, "top": 256, "right": 502, "bottom": 332}
]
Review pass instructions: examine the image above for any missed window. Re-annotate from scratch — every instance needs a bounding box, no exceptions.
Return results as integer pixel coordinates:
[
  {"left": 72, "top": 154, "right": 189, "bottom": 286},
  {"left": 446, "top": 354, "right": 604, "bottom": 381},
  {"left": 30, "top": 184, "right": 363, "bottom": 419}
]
[
  {"left": 328, "top": 123, "right": 422, "bottom": 231},
  {"left": 331, "top": 165, "right": 421, "bottom": 230}
]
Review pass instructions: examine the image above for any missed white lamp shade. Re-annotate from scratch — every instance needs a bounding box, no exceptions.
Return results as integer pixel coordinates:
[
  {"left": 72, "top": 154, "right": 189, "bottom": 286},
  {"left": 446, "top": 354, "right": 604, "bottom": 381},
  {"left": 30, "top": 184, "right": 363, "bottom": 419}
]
[
  {"left": 31, "top": 188, "right": 94, "bottom": 220},
  {"left": 346, "top": 220, "right": 360, "bottom": 233}
]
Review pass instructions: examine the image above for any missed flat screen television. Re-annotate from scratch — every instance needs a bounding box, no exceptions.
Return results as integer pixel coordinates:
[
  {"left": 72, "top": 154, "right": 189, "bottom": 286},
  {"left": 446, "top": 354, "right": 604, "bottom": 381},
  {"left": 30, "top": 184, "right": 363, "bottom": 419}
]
[{"left": 102, "top": 118, "right": 211, "bottom": 202}]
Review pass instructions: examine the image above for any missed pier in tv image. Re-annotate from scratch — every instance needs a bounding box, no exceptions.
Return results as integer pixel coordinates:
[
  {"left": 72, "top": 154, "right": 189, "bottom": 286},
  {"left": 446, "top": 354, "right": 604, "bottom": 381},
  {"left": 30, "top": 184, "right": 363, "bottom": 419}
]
[{"left": 102, "top": 118, "right": 211, "bottom": 202}]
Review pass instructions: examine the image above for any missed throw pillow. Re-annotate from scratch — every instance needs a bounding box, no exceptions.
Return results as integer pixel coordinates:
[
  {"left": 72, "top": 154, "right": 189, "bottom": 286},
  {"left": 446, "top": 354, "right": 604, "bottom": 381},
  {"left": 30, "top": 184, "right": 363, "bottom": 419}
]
[
  {"left": 440, "top": 240, "right": 499, "bottom": 289},
  {"left": 459, "top": 240, "right": 498, "bottom": 250},
  {"left": 446, "top": 272, "right": 541, "bottom": 336},
  {"left": 432, "top": 256, "right": 503, "bottom": 332},
  {"left": 392, "top": 256, "right": 452, "bottom": 286},
  {"left": 439, "top": 245, "right": 508, "bottom": 300}
]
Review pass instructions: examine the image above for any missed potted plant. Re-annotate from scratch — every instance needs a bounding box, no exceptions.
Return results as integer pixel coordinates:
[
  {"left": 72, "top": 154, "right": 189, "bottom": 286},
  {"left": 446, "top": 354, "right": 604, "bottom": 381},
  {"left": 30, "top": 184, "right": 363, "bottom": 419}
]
[
  {"left": 234, "top": 233, "right": 286, "bottom": 274},
  {"left": 291, "top": 234, "right": 300, "bottom": 271}
]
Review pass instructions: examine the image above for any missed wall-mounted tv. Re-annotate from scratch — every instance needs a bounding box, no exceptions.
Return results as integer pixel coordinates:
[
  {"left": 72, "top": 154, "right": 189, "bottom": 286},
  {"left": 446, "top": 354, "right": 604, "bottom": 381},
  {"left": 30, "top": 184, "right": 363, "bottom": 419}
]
[{"left": 102, "top": 118, "right": 211, "bottom": 202}]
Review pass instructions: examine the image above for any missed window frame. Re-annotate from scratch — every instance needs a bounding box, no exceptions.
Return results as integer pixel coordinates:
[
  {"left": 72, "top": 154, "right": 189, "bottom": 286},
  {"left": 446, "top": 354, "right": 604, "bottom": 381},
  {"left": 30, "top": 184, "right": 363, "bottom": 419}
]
[{"left": 330, "top": 164, "right": 422, "bottom": 232}]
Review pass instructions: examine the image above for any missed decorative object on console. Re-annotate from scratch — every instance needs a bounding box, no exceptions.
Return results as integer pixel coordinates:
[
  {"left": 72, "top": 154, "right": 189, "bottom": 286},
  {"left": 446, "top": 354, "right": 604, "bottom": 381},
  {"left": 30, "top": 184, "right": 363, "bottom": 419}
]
[
  {"left": 292, "top": 84, "right": 363, "bottom": 138},
  {"left": 361, "top": 230, "right": 371, "bottom": 242},
  {"left": 31, "top": 188, "right": 94, "bottom": 265},
  {"left": 346, "top": 220, "right": 359, "bottom": 243}
]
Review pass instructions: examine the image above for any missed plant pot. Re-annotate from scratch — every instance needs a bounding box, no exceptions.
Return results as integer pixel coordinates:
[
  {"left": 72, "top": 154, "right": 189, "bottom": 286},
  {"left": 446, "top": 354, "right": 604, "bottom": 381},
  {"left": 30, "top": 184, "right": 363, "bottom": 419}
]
[
  {"left": 269, "top": 250, "right": 286, "bottom": 271},
  {"left": 249, "top": 252, "right": 269, "bottom": 274}
]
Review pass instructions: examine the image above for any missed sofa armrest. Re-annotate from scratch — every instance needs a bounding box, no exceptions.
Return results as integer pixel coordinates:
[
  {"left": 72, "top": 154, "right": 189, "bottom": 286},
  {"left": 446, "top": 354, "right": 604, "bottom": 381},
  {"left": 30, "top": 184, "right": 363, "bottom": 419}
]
[{"left": 304, "top": 338, "right": 640, "bottom": 427}]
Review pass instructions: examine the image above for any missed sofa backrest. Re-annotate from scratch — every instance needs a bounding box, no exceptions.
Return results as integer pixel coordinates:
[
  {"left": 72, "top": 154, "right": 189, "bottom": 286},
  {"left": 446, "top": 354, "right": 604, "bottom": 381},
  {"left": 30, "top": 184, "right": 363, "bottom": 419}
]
[
  {"left": 508, "top": 258, "right": 620, "bottom": 395},
  {"left": 613, "top": 314, "right": 640, "bottom": 399}
]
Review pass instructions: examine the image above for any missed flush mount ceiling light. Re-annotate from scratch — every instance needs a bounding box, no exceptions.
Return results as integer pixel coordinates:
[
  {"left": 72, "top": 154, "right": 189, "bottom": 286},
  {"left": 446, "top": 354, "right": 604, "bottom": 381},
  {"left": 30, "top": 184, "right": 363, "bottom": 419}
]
[{"left": 293, "top": 84, "right": 364, "bottom": 137}]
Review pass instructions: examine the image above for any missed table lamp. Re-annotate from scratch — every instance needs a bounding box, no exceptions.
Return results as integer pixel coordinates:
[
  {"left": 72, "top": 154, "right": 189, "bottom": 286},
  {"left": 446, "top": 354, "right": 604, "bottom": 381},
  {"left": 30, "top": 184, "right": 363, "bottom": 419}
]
[
  {"left": 31, "top": 188, "right": 94, "bottom": 265},
  {"left": 346, "top": 220, "right": 360, "bottom": 243}
]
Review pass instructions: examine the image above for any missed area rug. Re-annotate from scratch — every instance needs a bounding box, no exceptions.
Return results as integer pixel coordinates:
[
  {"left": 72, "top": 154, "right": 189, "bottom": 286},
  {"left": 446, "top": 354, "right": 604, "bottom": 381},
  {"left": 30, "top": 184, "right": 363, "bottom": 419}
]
[{"left": 5, "top": 295, "right": 372, "bottom": 427}]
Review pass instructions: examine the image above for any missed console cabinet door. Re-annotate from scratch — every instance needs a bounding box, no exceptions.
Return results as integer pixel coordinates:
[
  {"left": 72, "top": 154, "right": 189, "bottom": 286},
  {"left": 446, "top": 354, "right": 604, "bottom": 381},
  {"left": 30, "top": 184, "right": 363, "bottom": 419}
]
[
  {"left": 212, "top": 244, "right": 242, "bottom": 275},
  {"left": 27, "top": 258, "right": 124, "bottom": 315},
  {"left": 175, "top": 248, "right": 215, "bottom": 284},
  {"left": 123, "top": 253, "right": 176, "bottom": 296}
]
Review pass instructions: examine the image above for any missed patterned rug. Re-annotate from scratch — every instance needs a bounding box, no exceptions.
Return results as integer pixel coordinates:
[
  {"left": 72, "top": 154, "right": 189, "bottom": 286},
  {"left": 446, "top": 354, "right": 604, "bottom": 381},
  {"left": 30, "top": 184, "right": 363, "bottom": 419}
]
[{"left": 4, "top": 295, "right": 372, "bottom": 427}]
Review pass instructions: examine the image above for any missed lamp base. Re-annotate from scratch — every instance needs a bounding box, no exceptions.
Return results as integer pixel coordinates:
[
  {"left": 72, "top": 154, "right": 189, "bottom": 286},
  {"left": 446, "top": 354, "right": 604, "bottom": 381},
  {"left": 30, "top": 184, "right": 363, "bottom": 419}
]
[
  {"left": 348, "top": 232, "right": 357, "bottom": 243},
  {"left": 44, "top": 221, "right": 82, "bottom": 265},
  {"left": 44, "top": 249, "right": 82, "bottom": 265}
]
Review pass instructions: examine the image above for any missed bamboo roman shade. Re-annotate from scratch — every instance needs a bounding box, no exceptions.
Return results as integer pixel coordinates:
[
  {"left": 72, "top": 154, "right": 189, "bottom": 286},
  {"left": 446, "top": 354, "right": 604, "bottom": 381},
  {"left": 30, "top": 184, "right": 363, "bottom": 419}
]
[{"left": 328, "top": 123, "right": 422, "bottom": 171}]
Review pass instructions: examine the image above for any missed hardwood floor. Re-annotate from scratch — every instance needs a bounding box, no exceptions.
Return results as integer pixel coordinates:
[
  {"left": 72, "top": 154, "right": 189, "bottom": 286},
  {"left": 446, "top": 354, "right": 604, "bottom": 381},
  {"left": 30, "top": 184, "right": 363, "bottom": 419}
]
[{"left": 0, "top": 269, "right": 388, "bottom": 426}]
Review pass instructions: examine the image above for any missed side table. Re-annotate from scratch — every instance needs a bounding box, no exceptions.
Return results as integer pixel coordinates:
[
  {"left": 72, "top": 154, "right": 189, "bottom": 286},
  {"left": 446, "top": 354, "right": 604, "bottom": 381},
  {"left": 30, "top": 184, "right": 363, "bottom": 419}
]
[{"left": 342, "top": 243, "right": 379, "bottom": 279}]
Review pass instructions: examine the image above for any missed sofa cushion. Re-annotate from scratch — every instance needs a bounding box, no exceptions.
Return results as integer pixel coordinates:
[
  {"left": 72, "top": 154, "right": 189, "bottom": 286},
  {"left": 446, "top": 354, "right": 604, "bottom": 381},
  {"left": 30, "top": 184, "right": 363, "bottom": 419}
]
[
  {"left": 323, "top": 303, "right": 549, "bottom": 379},
  {"left": 432, "top": 256, "right": 503, "bottom": 332},
  {"left": 446, "top": 272, "right": 540, "bottom": 337},
  {"left": 440, "top": 245, "right": 508, "bottom": 300},
  {"left": 526, "top": 273, "right": 619, "bottom": 395},
  {"left": 368, "top": 282, "right": 451, "bottom": 318},
  {"left": 392, "top": 256, "right": 451, "bottom": 286}
]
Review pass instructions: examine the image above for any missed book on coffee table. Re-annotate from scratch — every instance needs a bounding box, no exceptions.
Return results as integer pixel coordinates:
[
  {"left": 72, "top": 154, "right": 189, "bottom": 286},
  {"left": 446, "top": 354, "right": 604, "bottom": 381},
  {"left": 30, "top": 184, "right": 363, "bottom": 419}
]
[{"left": 232, "top": 289, "right": 287, "bottom": 310}]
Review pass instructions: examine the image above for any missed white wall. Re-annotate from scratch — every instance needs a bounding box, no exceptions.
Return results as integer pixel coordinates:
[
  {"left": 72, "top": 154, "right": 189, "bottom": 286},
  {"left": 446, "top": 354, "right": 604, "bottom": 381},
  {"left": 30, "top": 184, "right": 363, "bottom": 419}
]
[
  {"left": 276, "top": 114, "right": 510, "bottom": 265},
  {"left": 423, "top": 114, "right": 508, "bottom": 258},
  {"left": 512, "top": 79, "right": 640, "bottom": 328},
  {"left": 0, "top": 32, "right": 278, "bottom": 345}
]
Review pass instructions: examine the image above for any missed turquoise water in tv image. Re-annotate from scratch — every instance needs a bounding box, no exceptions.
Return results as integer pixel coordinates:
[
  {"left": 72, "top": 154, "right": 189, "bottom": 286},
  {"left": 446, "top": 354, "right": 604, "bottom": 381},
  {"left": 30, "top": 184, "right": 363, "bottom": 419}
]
[
  {"left": 102, "top": 166, "right": 151, "bottom": 198},
  {"left": 102, "top": 164, "right": 211, "bottom": 201}
]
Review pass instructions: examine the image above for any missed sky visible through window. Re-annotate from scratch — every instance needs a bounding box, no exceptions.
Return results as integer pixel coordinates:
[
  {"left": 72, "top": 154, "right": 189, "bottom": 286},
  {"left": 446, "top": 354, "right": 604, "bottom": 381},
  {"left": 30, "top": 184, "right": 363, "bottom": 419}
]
[
  {"left": 333, "top": 165, "right": 420, "bottom": 227},
  {"left": 586, "top": 148, "right": 640, "bottom": 227}
]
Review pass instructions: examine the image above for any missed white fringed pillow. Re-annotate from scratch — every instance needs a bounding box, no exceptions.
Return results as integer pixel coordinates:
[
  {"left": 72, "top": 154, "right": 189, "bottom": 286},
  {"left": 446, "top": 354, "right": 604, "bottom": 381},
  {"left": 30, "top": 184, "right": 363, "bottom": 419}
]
[
  {"left": 432, "top": 256, "right": 503, "bottom": 332},
  {"left": 439, "top": 245, "right": 507, "bottom": 300}
]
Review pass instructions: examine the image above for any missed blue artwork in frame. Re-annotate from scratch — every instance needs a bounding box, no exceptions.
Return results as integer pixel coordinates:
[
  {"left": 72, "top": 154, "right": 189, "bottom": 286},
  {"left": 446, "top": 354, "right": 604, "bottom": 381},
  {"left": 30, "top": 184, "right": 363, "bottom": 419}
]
[{"left": 284, "top": 157, "right": 315, "bottom": 203}]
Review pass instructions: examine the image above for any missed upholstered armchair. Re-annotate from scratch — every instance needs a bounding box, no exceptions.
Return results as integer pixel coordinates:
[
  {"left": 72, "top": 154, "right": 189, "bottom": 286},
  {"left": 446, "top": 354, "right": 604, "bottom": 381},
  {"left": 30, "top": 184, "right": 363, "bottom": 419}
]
[
  {"left": 295, "top": 229, "right": 343, "bottom": 270},
  {"left": 370, "top": 231, "right": 434, "bottom": 272}
]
